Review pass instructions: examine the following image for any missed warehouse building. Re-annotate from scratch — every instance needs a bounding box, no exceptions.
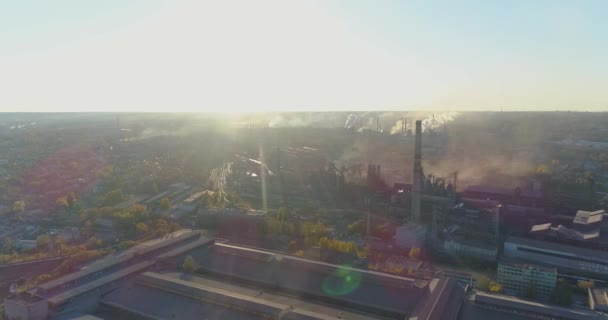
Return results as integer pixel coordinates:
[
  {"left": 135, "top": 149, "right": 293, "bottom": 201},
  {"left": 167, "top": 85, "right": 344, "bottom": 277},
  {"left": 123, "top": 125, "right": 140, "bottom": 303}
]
[
  {"left": 504, "top": 236, "right": 608, "bottom": 276},
  {"left": 497, "top": 261, "right": 557, "bottom": 297}
]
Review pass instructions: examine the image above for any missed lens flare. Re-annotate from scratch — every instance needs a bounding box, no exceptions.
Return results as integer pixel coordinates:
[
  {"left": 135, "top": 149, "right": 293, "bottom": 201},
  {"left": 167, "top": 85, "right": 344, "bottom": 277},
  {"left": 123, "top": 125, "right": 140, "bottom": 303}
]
[{"left": 322, "top": 265, "right": 361, "bottom": 296}]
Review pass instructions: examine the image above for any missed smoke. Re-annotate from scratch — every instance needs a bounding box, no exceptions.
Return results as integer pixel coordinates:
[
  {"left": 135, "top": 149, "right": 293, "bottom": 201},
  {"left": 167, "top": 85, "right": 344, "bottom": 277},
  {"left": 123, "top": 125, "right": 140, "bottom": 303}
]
[
  {"left": 268, "top": 115, "right": 309, "bottom": 128},
  {"left": 267, "top": 113, "right": 347, "bottom": 128},
  {"left": 425, "top": 154, "right": 535, "bottom": 189},
  {"left": 390, "top": 120, "right": 410, "bottom": 135},
  {"left": 421, "top": 112, "right": 460, "bottom": 132},
  {"left": 345, "top": 114, "right": 358, "bottom": 129},
  {"left": 387, "top": 112, "right": 460, "bottom": 135}
]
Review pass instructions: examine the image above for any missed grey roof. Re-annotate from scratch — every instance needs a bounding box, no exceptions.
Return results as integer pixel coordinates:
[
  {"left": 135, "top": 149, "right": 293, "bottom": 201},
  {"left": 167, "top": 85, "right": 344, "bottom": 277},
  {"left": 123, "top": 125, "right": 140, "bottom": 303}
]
[
  {"left": 498, "top": 259, "right": 557, "bottom": 273},
  {"left": 199, "top": 243, "right": 426, "bottom": 315},
  {"left": 133, "top": 272, "right": 377, "bottom": 320},
  {"left": 38, "top": 230, "right": 200, "bottom": 292},
  {"left": 47, "top": 260, "right": 154, "bottom": 306},
  {"left": 408, "top": 277, "right": 465, "bottom": 320},
  {"left": 5, "top": 291, "right": 45, "bottom": 305},
  {"left": 67, "top": 315, "right": 104, "bottom": 320},
  {"left": 590, "top": 287, "right": 608, "bottom": 311},
  {"left": 573, "top": 210, "right": 604, "bottom": 225},
  {"left": 553, "top": 224, "right": 599, "bottom": 240},
  {"left": 529, "top": 223, "right": 551, "bottom": 232},
  {"left": 475, "top": 291, "right": 598, "bottom": 320},
  {"left": 505, "top": 236, "right": 608, "bottom": 263}
]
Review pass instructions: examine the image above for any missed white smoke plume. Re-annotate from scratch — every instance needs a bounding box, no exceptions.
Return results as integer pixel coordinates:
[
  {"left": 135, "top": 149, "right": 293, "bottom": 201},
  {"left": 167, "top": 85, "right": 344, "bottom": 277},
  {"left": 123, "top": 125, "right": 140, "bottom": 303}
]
[
  {"left": 268, "top": 115, "right": 309, "bottom": 127},
  {"left": 390, "top": 119, "right": 410, "bottom": 135},
  {"left": 345, "top": 114, "right": 358, "bottom": 129},
  {"left": 421, "top": 112, "right": 460, "bottom": 132}
]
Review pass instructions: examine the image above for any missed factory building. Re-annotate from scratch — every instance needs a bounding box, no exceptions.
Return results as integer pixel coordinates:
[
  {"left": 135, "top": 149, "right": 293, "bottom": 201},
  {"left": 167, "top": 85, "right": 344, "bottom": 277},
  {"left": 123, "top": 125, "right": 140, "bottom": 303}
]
[
  {"left": 471, "top": 291, "right": 599, "bottom": 320},
  {"left": 443, "top": 238, "right": 498, "bottom": 262},
  {"left": 589, "top": 287, "right": 608, "bottom": 313},
  {"left": 497, "top": 261, "right": 557, "bottom": 297},
  {"left": 504, "top": 236, "right": 608, "bottom": 276}
]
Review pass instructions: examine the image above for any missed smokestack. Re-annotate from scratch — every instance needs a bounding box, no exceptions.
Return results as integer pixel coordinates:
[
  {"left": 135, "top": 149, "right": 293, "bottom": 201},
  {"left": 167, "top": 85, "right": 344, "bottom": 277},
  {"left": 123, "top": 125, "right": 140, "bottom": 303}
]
[
  {"left": 402, "top": 117, "right": 406, "bottom": 134},
  {"left": 412, "top": 120, "right": 422, "bottom": 223}
]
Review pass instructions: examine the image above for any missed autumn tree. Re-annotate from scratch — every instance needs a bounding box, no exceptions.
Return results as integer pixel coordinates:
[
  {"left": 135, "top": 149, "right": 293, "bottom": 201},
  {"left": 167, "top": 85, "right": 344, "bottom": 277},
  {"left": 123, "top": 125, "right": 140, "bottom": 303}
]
[
  {"left": 36, "top": 235, "right": 51, "bottom": 250},
  {"left": 577, "top": 279, "right": 594, "bottom": 290},
  {"left": 489, "top": 281, "right": 503, "bottom": 293},
  {"left": 12, "top": 200, "right": 25, "bottom": 213},
  {"left": 476, "top": 276, "right": 490, "bottom": 291},
  {"left": 55, "top": 236, "right": 67, "bottom": 255},
  {"left": 408, "top": 247, "right": 421, "bottom": 259},
  {"left": 56, "top": 196, "right": 69, "bottom": 208},
  {"left": 182, "top": 255, "right": 198, "bottom": 273},
  {"left": 160, "top": 197, "right": 171, "bottom": 210},
  {"left": 103, "top": 189, "right": 123, "bottom": 206},
  {"left": 136, "top": 222, "right": 149, "bottom": 235}
]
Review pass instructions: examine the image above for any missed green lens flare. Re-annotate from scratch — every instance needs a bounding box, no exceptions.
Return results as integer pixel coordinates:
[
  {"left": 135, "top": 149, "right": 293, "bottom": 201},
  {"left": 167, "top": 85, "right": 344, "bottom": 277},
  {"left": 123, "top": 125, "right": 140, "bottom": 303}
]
[{"left": 322, "top": 265, "right": 361, "bottom": 296}]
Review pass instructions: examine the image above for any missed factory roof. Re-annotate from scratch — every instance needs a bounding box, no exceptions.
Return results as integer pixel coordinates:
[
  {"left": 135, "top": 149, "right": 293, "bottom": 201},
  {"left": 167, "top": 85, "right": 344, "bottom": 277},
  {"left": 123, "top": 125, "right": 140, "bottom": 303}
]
[
  {"left": 498, "top": 259, "right": 557, "bottom": 273},
  {"left": 47, "top": 260, "right": 154, "bottom": 306},
  {"left": 553, "top": 224, "right": 599, "bottom": 240},
  {"left": 408, "top": 277, "right": 465, "bottom": 320},
  {"left": 38, "top": 230, "right": 200, "bottom": 292},
  {"left": 5, "top": 291, "right": 45, "bottom": 305},
  {"left": 505, "top": 236, "right": 608, "bottom": 262},
  {"left": 465, "top": 185, "right": 542, "bottom": 199},
  {"left": 125, "top": 272, "right": 378, "bottom": 320},
  {"left": 182, "top": 191, "right": 206, "bottom": 204},
  {"left": 529, "top": 223, "right": 551, "bottom": 232},
  {"left": 475, "top": 291, "right": 598, "bottom": 320},
  {"left": 573, "top": 209, "right": 605, "bottom": 225},
  {"left": 590, "top": 287, "right": 608, "bottom": 311},
  {"left": 67, "top": 315, "right": 104, "bottom": 320},
  {"left": 198, "top": 243, "right": 426, "bottom": 315},
  {"left": 461, "top": 198, "right": 501, "bottom": 210}
]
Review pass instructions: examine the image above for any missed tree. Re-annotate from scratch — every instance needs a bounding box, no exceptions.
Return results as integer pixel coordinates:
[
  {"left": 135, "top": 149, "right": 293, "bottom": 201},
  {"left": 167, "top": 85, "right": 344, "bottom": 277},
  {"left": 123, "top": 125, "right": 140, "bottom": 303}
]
[
  {"left": 182, "top": 255, "right": 198, "bottom": 273},
  {"left": 36, "top": 235, "right": 51, "bottom": 250},
  {"left": 535, "top": 164, "right": 552, "bottom": 176},
  {"left": 476, "top": 276, "right": 490, "bottom": 291},
  {"left": 129, "top": 204, "right": 149, "bottom": 221},
  {"left": 12, "top": 200, "right": 25, "bottom": 212},
  {"left": 136, "top": 222, "right": 149, "bottom": 235},
  {"left": 55, "top": 236, "right": 67, "bottom": 255},
  {"left": 35, "top": 273, "right": 52, "bottom": 284},
  {"left": 56, "top": 196, "right": 69, "bottom": 208},
  {"left": 577, "top": 279, "right": 594, "bottom": 290},
  {"left": 2, "top": 238, "right": 14, "bottom": 253},
  {"left": 408, "top": 247, "right": 421, "bottom": 259},
  {"left": 160, "top": 197, "right": 171, "bottom": 210},
  {"left": 103, "top": 189, "right": 123, "bottom": 206},
  {"left": 67, "top": 192, "right": 77, "bottom": 208},
  {"left": 346, "top": 221, "right": 364, "bottom": 235},
  {"left": 489, "top": 281, "right": 503, "bottom": 293}
]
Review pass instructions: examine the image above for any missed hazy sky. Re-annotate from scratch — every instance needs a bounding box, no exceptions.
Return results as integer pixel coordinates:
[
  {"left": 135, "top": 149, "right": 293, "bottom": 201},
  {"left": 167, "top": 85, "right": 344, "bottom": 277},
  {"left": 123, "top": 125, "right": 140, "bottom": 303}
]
[{"left": 1, "top": 0, "right": 607, "bottom": 112}]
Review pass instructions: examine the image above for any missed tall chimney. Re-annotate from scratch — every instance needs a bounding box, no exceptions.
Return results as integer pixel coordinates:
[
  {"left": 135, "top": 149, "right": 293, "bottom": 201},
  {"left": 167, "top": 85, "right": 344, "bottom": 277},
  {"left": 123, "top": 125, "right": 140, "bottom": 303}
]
[{"left": 412, "top": 120, "right": 422, "bottom": 223}]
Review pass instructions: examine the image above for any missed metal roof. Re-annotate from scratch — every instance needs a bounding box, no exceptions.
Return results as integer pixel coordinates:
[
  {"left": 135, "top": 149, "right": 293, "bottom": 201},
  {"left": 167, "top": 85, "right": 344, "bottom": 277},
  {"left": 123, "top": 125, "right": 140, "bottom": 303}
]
[
  {"left": 505, "top": 236, "right": 608, "bottom": 263},
  {"left": 573, "top": 210, "right": 605, "bottom": 225}
]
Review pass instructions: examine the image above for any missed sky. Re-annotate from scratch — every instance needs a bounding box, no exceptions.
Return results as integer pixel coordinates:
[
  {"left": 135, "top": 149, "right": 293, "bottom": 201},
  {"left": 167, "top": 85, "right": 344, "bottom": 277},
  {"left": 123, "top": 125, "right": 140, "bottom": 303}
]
[{"left": 1, "top": 0, "right": 607, "bottom": 112}]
